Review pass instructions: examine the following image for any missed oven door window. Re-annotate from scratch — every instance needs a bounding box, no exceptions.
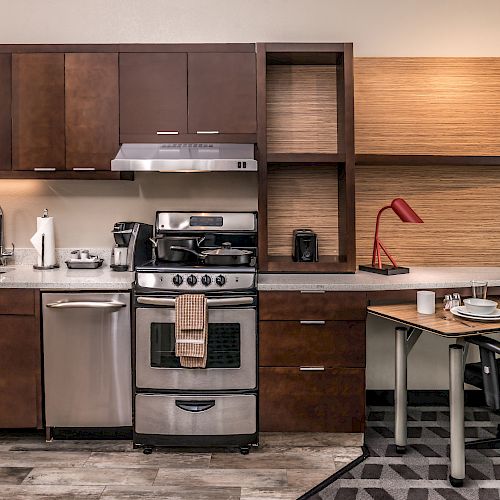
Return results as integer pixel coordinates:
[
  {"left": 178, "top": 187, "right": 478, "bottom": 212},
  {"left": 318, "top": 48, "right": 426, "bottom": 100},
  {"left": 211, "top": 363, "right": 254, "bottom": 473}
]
[{"left": 150, "top": 322, "right": 241, "bottom": 368}]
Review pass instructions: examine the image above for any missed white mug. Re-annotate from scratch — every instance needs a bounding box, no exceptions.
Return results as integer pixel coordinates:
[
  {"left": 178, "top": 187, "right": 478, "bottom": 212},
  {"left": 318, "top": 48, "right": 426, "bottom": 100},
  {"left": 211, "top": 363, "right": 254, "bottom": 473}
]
[{"left": 417, "top": 290, "right": 435, "bottom": 314}]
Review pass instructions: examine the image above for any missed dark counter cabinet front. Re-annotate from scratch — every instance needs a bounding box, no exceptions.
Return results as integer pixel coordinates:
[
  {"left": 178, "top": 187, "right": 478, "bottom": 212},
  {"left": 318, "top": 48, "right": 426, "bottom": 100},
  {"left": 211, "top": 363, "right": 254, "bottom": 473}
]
[{"left": 258, "top": 291, "right": 367, "bottom": 433}]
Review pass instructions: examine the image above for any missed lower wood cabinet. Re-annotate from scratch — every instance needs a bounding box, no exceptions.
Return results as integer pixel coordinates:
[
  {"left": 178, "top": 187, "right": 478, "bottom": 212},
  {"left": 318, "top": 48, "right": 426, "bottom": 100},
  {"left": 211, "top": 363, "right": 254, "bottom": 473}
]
[
  {"left": 0, "top": 290, "right": 41, "bottom": 428},
  {"left": 258, "top": 291, "right": 367, "bottom": 433},
  {"left": 259, "top": 367, "right": 365, "bottom": 432}
]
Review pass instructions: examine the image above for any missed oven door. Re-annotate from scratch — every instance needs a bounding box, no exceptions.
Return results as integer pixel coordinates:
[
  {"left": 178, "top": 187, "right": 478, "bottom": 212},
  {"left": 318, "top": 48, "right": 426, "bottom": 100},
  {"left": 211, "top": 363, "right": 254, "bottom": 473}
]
[{"left": 135, "top": 298, "right": 256, "bottom": 391}]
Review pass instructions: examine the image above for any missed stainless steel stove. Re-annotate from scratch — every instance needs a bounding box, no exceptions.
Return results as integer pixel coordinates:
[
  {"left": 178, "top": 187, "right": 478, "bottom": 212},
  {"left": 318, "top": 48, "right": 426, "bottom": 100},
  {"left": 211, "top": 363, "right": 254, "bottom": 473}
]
[{"left": 132, "top": 212, "right": 258, "bottom": 454}]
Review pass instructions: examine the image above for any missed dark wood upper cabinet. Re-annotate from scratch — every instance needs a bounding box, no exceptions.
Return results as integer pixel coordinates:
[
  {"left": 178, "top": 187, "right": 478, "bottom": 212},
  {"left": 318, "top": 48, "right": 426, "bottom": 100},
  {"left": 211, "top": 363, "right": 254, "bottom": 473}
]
[
  {"left": 188, "top": 52, "right": 257, "bottom": 134},
  {"left": 11, "top": 53, "right": 65, "bottom": 170},
  {"left": 65, "top": 53, "right": 119, "bottom": 170},
  {"left": 0, "top": 54, "right": 11, "bottom": 171},
  {"left": 120, "top": 53, "right": 187, "bottom": 141}
]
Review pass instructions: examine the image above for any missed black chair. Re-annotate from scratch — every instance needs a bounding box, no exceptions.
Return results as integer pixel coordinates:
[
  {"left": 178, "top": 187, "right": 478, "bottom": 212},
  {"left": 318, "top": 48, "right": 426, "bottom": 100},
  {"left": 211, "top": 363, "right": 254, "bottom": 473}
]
[{"left": 464, "top": 335, "right": 500, "bottom": 449}]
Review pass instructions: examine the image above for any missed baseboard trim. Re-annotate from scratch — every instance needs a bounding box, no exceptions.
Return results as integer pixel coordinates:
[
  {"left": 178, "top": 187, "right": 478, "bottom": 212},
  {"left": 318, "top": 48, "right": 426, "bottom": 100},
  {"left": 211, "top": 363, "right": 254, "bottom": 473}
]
[{"left": 367, "top": 389, "right": 486, "bottom": 407}]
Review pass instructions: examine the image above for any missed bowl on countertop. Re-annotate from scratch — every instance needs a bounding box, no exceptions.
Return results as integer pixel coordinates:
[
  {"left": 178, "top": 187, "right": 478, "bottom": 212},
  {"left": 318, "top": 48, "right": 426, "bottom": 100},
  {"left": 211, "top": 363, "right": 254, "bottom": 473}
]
[{"left": 463, "top": 298, "right": 498, "bottom": 315}]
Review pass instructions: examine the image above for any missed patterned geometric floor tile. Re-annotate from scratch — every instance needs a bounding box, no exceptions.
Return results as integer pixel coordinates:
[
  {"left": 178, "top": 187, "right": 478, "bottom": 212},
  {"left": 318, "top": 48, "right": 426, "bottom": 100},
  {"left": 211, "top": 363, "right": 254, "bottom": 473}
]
[{"left": 316, "top": 406, "right": 500, "bottom": 500}]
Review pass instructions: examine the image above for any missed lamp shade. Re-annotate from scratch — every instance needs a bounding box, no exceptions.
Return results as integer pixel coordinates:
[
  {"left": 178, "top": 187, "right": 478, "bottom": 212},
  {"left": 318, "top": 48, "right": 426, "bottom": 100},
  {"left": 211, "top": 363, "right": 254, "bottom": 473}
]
[{"left": 390, "top": 198, "right": 423, "bottom": 224}]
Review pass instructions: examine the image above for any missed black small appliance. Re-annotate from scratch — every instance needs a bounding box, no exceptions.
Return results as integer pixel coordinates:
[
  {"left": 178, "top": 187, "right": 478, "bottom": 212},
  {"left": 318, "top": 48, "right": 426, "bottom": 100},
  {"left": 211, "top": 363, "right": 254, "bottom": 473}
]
[
  {"left": 292, "top": 229, "right": 318, "bottom": 262},
  {"left": 111, "top": 222, "right": 153, "bottom": 272}
]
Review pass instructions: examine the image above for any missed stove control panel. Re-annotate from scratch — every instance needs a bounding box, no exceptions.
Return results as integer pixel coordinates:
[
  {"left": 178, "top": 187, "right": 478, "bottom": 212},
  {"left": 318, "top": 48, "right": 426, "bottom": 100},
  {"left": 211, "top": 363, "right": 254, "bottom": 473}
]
[{"left": 137, "top": 272, "right": 255, "bottom": 292}]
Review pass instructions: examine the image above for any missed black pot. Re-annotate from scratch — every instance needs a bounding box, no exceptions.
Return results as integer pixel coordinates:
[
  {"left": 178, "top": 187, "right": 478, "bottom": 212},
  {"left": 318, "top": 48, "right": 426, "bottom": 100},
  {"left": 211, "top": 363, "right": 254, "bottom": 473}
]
[
  {"left": 150, "top": 236, "right": 205, "bottom": 262},
  {"left": 169, "top": 242, "right": 253, "bottom": 266}
]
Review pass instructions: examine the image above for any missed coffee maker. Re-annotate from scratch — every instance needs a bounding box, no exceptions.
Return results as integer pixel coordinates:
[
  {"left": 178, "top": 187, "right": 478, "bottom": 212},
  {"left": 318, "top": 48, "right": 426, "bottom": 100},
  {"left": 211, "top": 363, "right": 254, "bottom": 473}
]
[{"left": 111, "top": 222, "right": 153, "bottom": 272}]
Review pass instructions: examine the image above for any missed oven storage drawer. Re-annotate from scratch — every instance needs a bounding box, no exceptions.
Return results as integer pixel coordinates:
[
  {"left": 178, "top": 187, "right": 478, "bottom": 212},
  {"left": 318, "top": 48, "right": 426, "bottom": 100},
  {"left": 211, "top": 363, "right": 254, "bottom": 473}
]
[{"left": 135, "top": 393, "right": 256, "bottom": 436}]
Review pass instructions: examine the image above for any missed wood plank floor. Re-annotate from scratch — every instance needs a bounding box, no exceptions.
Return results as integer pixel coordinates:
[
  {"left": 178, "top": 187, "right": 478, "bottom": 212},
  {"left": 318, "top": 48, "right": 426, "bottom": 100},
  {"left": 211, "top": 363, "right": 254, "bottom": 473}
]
[{"left": 0, "top": 430, "right": 363, "bottom": 499}]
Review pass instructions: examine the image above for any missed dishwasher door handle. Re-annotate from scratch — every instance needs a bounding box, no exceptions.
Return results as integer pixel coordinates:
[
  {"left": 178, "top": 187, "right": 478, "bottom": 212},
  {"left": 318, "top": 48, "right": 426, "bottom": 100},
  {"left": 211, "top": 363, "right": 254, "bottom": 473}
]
[{"left": 45, "top": 300, "right": 126, "bottom": 310}]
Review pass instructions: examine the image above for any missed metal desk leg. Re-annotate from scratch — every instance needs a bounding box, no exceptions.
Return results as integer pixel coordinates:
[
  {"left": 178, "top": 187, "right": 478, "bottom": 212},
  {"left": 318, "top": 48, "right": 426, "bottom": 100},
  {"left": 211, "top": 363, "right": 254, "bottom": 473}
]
[
  {"left": 449, "top": 344, "right": 465, "bottom": 487},
  {"left": 395, "top": 327, "right": 408, "bottom": 453},
  {"left": 394, "top": 326, "right": 422, "bottom": 454}
]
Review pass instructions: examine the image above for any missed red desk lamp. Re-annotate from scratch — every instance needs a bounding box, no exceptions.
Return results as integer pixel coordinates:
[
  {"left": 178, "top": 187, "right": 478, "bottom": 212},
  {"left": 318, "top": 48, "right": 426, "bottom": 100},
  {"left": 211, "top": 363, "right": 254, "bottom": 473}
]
[{"left": 359, "top": 198, "right": 423, "bottom": 275}]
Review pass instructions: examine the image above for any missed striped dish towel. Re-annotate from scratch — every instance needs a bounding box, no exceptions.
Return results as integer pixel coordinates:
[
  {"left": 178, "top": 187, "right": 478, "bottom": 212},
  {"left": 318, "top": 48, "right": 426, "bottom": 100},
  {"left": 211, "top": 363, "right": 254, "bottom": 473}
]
[{"left": 175, "top": 294, "right": 208, "bottom": 368}]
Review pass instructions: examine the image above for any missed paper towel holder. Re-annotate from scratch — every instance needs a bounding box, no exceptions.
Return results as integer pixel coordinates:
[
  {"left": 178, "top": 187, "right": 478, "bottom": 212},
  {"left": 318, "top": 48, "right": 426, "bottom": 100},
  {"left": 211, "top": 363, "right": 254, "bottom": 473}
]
[{"left": 33, "top": 232, "right": 59, "bottom": 270}]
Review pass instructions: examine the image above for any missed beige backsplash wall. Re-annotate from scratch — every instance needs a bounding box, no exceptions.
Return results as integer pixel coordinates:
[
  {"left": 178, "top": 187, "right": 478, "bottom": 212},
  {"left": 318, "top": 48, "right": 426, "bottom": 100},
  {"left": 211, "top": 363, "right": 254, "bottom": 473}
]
[{"left": 0, "top": 173, "right": 258, "bottom": 248}]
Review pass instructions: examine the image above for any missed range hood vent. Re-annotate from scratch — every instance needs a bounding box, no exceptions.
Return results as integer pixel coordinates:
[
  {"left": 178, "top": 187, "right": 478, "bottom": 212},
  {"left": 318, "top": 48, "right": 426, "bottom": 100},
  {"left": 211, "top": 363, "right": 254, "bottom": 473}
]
[{"left": 111, "top": 143, "right": 257, "bottom": 172}]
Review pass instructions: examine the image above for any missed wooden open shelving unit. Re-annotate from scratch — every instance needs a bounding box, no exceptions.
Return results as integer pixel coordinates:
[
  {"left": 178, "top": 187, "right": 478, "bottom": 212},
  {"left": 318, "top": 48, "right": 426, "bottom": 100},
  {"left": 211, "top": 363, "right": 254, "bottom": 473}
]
[{"left": 257, "top": 43, "right": 356, "bottom": 273}]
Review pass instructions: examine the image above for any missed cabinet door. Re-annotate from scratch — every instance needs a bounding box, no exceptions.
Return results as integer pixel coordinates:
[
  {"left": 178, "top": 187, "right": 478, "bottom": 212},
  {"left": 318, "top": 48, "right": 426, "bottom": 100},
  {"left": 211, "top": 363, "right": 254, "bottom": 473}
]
[
  {"left": 259, "top": 367, "right": 365, "bottom": 433},
  {"left": 188, "top": 53, "right": 256, "bottom": 134},
  {"left": 12, "top": 53, "right": 65, "bottom": 170},
  {"left": 65, "top": 53, "right": 119, "bottom": 170},
  {"left": 0, "top": 315, "right": 39, "bottom": 427},
  {"left": 120, "top": 53, "right": 187, "bottom": 141},
  {"left": 0, "top": 54, "right": 11, "bottom": 171}
]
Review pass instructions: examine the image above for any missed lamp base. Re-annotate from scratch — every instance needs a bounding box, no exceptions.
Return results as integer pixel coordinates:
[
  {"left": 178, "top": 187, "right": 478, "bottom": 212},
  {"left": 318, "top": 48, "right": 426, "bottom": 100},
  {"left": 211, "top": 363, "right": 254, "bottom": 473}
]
[{"left": 359, "top": 264, "right": 410, "bottom": 275}]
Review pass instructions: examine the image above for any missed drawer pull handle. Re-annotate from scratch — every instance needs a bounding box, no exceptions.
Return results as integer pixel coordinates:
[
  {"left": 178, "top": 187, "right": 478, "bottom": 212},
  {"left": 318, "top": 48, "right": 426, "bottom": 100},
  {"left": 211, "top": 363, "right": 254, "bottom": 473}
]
[
  {"left": 33, "top": 168, "right": 56, "bottom": 172},
  {"left": 300, "top": 320, "right": 326, "bottom": 325},
  {"left": 300, "top": 290, "right": 325, "bottom": 294},
  {"left": 157, "top": 131, "right": 179, "bottom": 135},
  {"left": 175, "top": 400, "right": 215, "bottom": 412},
  {"left": 196, "top": 130, "right": 220, "bottom": 134},
  {"left": 300, "top": 366, "right": 325, "bottom": 371},
  {"left": 72, "top": 168, "right": 96, "bottom": 171}
]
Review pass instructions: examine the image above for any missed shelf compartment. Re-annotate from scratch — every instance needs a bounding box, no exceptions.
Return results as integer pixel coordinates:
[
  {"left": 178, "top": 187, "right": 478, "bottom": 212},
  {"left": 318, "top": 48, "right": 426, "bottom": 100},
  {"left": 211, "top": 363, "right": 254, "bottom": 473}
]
[
  {"left": 267, "top": 165, "right": 339, "bottom": 260},
  {"left": 267, "top": 64, "right": 338, "bottom": 154}
]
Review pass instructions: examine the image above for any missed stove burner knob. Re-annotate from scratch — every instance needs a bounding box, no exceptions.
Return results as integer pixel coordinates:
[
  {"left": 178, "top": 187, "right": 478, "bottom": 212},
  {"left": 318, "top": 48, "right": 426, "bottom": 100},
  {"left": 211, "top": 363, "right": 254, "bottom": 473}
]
[
  {"left": 172, "top": 274, "right": 183, "bottom": 286},
  {"left": 201, "top": 274, "right": 212, "bottom": 286},
  {"left": 187, "top": 275, "right": 198, "bottom": 287},
  {"left": 215, "top": 275, "right": 226, "bottom": 287}
]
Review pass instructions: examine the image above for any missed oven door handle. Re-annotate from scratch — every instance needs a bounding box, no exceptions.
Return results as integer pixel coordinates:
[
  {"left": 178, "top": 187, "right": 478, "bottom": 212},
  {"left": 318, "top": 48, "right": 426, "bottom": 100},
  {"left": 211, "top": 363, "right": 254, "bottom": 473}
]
[
  {"left": 136, "top": 296, "right": 254, "bottom": 307},
  {"left": 175, "top": 400, "right": 215, "bottom": 412}
]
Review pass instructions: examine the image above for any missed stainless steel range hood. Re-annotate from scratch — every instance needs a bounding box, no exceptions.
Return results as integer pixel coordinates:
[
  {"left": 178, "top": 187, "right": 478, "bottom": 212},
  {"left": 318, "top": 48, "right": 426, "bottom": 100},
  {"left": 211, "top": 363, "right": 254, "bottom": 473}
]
[{"left": 111, "top": 143, "right": 257, "bottom": 172}]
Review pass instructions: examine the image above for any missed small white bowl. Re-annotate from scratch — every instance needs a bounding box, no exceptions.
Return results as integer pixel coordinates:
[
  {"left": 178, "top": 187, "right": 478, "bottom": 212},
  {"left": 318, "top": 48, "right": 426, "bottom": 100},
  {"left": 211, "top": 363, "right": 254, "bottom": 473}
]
[{"left": 463, "top": 298, "right": 498, "bottom": 315}]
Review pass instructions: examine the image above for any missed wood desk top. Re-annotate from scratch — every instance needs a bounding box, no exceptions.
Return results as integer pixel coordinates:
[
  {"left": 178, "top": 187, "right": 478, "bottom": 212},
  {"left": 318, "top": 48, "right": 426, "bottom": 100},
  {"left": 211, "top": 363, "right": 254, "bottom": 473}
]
[{"left": 368, "top": 303, "right": 500, "bottom": 338}]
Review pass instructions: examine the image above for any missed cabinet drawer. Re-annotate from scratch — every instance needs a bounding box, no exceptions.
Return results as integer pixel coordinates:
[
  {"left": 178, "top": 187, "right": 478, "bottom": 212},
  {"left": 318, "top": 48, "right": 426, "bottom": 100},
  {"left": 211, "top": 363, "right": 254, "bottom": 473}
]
[
  {"left": 0, "top": 289, "right": 35, "bottom": 315},
  {"left": 259, "top": 291, "right": 367, "bottom": 320},
  {"left": 259, "top": 367, "right": 365, "bottom": 432},
  {"left": 259, "top": 320, "right": 365, "bottom": 368}
]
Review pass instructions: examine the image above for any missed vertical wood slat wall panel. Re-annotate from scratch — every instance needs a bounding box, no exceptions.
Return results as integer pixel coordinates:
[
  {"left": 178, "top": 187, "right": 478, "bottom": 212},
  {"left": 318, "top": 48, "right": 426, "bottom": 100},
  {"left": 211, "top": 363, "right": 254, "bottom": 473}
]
[
  {"left": 267, "top": 65, "right": 338, "bottom": 154},
  {"left": 354, "top": 58, "right": 500, "bottom": 155},
  {"left": 268, "top": 165, "right": 500, "bottom": 266}
]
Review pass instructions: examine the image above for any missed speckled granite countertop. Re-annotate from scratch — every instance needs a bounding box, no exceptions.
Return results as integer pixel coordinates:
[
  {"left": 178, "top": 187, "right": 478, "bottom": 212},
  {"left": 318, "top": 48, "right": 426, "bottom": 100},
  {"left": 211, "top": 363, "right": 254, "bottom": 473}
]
[
  {"left": 0, "top": 265, "right": 133, "bottom": 290},
  {"left": 257, "top": 267, "right": 500, "bottom": 292},
  {"left": 1, "top": 265, "right": 499, "bottom": 292}
]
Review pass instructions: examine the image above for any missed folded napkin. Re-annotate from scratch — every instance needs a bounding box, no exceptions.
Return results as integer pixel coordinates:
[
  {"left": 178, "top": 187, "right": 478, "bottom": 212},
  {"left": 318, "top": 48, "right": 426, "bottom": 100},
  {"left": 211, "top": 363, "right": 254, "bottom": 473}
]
[{"left": 175, "top": 294, "right": 208, "bottom": 368}]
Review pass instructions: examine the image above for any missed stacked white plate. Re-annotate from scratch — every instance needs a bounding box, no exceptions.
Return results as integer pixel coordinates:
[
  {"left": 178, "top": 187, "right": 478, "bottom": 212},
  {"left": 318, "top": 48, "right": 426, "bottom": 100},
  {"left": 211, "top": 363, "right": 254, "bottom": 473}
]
[{"left": 451, "top": 305, "right": 500, "bottom": 322}]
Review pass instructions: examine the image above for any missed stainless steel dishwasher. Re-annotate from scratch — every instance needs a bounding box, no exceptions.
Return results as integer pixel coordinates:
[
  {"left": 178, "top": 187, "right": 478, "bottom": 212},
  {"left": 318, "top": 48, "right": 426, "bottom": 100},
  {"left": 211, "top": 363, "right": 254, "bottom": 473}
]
[{"left": 42, "top": 292, "right": 132, "bottom": 431}]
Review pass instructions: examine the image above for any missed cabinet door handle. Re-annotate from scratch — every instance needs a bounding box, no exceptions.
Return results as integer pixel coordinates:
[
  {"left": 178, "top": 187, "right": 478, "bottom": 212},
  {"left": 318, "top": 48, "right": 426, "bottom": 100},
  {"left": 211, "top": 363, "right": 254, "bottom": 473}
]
[
  {"left": 300, "top": 290, "right": 325, "bottom": 294},
  {"left": 33, "top": 168, "right": 56, "bottom": 172},
  {"left": 300, "top": 366, "right": 325, "bottom": 371},
  {"left": 196, "top": 130, "right": 219, "bottom": 135},
  {"left": 156, "top": 131, "right": 179, "bottom": 135},
  {"left": 72, "top": 168, "right": 96, "bottom": 171},
  {"left": 300, "top": 320, "right": 326, "bottom": 325}
]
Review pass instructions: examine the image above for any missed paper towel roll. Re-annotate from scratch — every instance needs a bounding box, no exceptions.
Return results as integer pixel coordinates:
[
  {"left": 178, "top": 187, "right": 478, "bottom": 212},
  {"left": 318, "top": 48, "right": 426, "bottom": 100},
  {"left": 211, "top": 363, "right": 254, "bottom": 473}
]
[{"left": 30, "top": 216, "right": 56, "bottom": 267}]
